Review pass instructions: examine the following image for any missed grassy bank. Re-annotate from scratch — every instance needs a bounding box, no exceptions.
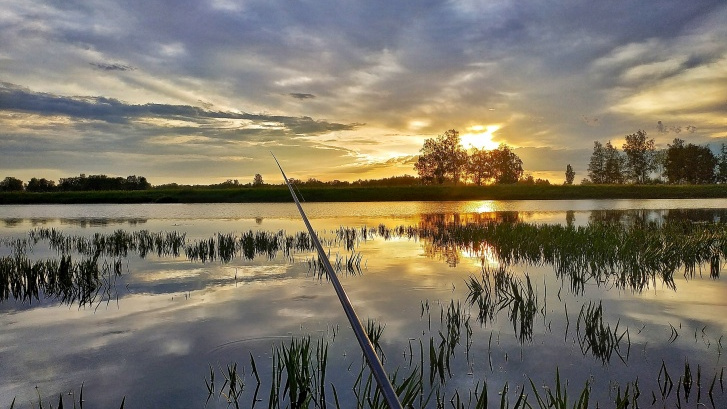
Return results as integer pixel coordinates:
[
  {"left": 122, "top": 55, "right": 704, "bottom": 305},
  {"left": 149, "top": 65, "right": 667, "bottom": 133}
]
[{"left": 1, "top": 184, "right": 727, "bottom": 204}]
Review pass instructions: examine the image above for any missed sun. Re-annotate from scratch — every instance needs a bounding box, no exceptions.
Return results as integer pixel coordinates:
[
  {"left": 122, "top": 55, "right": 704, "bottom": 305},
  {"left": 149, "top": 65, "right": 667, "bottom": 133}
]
[{"left": 460, "top": 125, "right": 501, "bottom": 150}]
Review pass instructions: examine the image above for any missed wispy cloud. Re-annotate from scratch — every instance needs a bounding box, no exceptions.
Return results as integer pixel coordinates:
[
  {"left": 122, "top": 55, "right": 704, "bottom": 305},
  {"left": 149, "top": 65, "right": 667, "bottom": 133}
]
[
  {"left": 0, "top": 83, "right": 359, "bottom": 134},
  {"left": 90, "top": 62, "right": 135, "bottom": 71}
]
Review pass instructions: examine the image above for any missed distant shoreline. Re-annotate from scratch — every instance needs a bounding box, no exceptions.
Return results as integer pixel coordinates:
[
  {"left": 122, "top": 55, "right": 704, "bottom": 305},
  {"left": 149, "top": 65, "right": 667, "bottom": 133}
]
[{"left": 2, "top": 184, "right": 727, "bottom": 205}]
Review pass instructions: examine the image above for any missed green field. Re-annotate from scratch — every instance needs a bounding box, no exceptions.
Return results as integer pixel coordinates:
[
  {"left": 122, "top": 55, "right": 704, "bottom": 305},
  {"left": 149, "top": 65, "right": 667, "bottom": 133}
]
[{"left": 1, "top": 184, "right": 727, "bottom": 204}]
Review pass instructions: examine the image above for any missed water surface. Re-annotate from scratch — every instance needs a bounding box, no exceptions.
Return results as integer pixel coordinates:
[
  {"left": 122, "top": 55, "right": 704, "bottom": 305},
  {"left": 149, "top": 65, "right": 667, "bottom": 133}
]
[{"left": 1, "top": 199, "right": 726, "bottom": 407}]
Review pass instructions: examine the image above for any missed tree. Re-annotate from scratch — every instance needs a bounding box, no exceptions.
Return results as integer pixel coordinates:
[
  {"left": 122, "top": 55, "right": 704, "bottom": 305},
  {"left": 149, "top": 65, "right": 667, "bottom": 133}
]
[
  {"left": 0, "top": 177, "right": 24, "bottom": 192},
  {"left": 414, "top": 129, "right": 467, "bottom": 184},
  {"left": 518, "top": 174, "right": 550, "bottom": 185},
  {"left": 466, "top": 148, "right": 493, "bottom": 185},
  {"left": 717, "top": 143, "right": 727, "bottom": 184},
  {"left": 587, "top": 141, "right": 606, "bottom": 184},
  {"left": 58, "top": 174, "right": 150, "bottom": 191},
  {"left": 26, "top": 178, "right": 56, "bottom": 192},
  {"left": 253, "top": 173, "right": 264, "bottom": 186},
  {"left": 125, "top": 175, "right": 151, "bottom": 190},
  {"left": 490, "top": 144, "right": 523, "bottom": 184},
  {"left": 565, "top": 164, "right": 575, "bottom": 185},
  {"left": 604, "top": 141, "right": 625, "bottom": 184},
  {"left": 622, "top": 130, "right": 656, "bottom": 184},
  {"left": 663, "top": 139, "right": 687, "bottom": 183},
  {"left": 663, "top": 139, "right": 716, "bottom": 184}
]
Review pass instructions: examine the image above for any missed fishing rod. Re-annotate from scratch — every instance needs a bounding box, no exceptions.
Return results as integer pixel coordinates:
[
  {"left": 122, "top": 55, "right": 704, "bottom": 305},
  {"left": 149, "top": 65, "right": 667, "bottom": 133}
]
[{"left": 272, "top": 153, "right": 403, "bottom": 409}]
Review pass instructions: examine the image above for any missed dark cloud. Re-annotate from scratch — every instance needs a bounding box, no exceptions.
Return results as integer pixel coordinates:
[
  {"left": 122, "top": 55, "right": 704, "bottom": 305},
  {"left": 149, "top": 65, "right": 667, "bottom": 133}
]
[
  {"left": 656, "top": 121, "right": 698, "bottom": 135},
  {"left": 0, "top": 83, "right": 359, "bottom": 135},
  {"left": 289, "top": 93, "right": 315, "bottom": 100},
  {"left": 90, "top": 62, "right": 135, "bottom": 71}
]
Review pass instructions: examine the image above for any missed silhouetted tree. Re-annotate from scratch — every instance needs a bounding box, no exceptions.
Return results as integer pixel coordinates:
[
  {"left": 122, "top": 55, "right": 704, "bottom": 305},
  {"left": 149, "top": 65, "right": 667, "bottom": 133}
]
[
  {"left": 415, "top": 129, "right": 467, "bottom": 184},
  {"left": 565, "top": 164, "right": 575, "bottom": 185},
  {"left": 26, "top": 178, "right": 56, "bottom": 192},
  {"left": 352, "top": 175, "right": 418, "bottom": 186},
  {"left": 663, "top": 139, "right": 716, "bottom": 184},
  {"left": 490, "top": 144, "right": 523, "bottom": 184},
  {"left": 466, "top": 148, "right": 493, "bottom": 186},
  {"left": 58, "top": 174, "right": 150, "bottom": 191},
  {"left": 518, "top": 174, "right": 550, "bottom": 185},
  {"left": 717, "top": 143, "right": 727, "bottom": 184},
  {"left": 253, "top": 173, "right": 264, "bottom": 186},
  {"left": 125, "top": 175, "right": 151, "bottom": 190},
  {"left": 663, "top": 139, "right": 687, "bottom": 183},
  {"left": 622, "top": 130, "right": 656, "bottom": 184},
  {"left": 0, "top": 176, "right": 24, "bottom": 192}
]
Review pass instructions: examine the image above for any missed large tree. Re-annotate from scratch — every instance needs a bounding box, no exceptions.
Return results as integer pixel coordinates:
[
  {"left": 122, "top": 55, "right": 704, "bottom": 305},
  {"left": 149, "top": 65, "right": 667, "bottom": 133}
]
[
  {"left": 26, "top": 177, "right": 56, "bottom": 192},
  {"left": 604, "top": 141, "right": 625, "bottom": 184},
  {"left": 622, "top": 130, "right": 656, "bottom": 184},
  {"left": 587, "top": 141, "right": 606, "bottom": 184},
  {"left": 0, "top": 176, "right": 24, "bottom": 192},
  {"left": 466, "top": 147, "right": 493, "bottom": 186},
  {"left": 415, "top": 129, "right": 467, "bottom": 184},
  {"left": 490, "top": 144, "right": 523, "bottom": 184},
  {"left": 663, "top": 138, "right": 716, "bottom": 184}
]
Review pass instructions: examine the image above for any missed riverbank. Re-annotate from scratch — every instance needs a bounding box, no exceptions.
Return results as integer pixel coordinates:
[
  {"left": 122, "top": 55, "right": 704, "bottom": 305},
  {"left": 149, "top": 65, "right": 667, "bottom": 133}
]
[{"left": 2, "top": 184, "right": 727, "bottom": 204}]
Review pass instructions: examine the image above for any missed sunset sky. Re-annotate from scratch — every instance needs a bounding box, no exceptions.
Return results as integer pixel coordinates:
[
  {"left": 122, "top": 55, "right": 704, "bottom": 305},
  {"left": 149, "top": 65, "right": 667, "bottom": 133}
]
[{"left": 1, "top": 1, "right": 726, "bottom": 185}]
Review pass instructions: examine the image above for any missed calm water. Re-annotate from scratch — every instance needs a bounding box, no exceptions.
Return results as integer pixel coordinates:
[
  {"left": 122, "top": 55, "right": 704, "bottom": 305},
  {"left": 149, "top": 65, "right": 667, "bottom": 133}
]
[{"left": 1, "top": 199, "right": 726, "bottom": 408}]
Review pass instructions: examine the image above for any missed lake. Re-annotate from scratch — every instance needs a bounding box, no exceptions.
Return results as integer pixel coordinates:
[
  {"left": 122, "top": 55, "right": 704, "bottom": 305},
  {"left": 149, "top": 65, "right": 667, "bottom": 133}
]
[{"left": 2, "top": 199, "right": 727, "bottom": 408}]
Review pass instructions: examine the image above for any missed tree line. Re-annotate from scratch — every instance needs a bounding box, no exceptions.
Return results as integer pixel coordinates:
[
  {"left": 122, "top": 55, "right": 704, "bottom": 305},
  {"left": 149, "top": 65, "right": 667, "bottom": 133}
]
[
  {"left": 586, "top": 130, "right": 727, "bottom": 184},
  {"left": 0, "top": 174, "right": 151, "bottom": 192},
  {"left": 3, "top": 128, "right": 726, "bottom": 192}
]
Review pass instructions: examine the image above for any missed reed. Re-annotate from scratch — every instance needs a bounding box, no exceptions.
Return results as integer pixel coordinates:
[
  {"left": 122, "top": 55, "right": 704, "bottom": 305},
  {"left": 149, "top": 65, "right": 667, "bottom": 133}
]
[
  {"left": 373, "top": 218, "right": 727, "bottom": 293},
  {"left": 529, "top": 368, "right": 591, "bottom": 409},
  {"left": 465, "top": 266, "right": 539, "bottom": 343},
  {"left": 365, "top": 318, "right": 386, "bottom": 361},
  {"left": 270, "top": 336, "right": 329, "bottom": 409},
  {"left": 575, "top": 301, "right": 629, "bottom": 364},
  {"left": 0, "top": 253, "right": 121, "bottom": 306}
]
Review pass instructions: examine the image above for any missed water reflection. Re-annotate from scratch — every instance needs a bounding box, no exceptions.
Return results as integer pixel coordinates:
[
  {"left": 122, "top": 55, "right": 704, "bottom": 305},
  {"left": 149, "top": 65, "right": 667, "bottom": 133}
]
[{"left": 1, "top": 202, "right": 727, "bottom": 408}]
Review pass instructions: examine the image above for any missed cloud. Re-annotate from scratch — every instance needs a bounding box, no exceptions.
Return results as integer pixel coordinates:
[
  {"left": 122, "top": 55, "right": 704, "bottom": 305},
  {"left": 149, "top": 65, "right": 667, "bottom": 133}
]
[
  {"left": 0, "top": 0, "right": 726, "bottom": 183},
  {"left": 289, "top": 93, "right": 316, "bottom": 100},
  {"left": 0, "top": 83, "right": 359, "bottom": 134},
  {"left": 90, "top": 62, "right": 135, "bottom": 71}
]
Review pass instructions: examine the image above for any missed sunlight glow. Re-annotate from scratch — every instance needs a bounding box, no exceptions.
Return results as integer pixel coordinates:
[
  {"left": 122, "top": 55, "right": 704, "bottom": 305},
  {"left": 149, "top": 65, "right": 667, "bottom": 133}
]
[
  {"left": 408, "top": 119, "right": 430, "bottom": 130},
  {"left": 461, "top": 125, "right": 501, "bottom": 150},
  {"left": 474, "top": 202, "right": 495, "bottom": 213},
  {"left": 463, "top": 244, "right": 500, "bottom": 269}
]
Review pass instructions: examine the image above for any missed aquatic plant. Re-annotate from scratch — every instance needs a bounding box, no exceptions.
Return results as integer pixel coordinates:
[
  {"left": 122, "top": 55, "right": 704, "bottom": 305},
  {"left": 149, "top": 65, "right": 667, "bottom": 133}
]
[
  {"left": 465, "top": 266, "right": 539, "bottom": 343},
  {"left": 0, "top": 254, "right": 121, "bottom": 306},
  {"left": 372, "top": 218, "right": 727, "bottom": 293},
  {"left": 576, "top": 301, "right": 630, "bottom": 364}
]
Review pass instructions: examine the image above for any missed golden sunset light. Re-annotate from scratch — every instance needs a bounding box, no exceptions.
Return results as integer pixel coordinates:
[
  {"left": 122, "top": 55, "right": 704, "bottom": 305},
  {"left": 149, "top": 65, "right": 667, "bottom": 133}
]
[{"left": 461, "top": 125, "right": 502, "bottom": 151}]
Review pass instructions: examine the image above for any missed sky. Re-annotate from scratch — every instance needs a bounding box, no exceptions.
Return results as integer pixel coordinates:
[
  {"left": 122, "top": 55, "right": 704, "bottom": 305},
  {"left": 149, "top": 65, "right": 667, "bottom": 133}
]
[{"left": 1, "top": 0, "right": 726, "bottom": 185}]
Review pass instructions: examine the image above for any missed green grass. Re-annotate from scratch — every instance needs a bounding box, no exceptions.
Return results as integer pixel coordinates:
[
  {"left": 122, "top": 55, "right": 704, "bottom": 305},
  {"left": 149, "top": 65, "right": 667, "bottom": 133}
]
[{"left": 1, "top": 184, "right": 727, "bottom": 204}]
